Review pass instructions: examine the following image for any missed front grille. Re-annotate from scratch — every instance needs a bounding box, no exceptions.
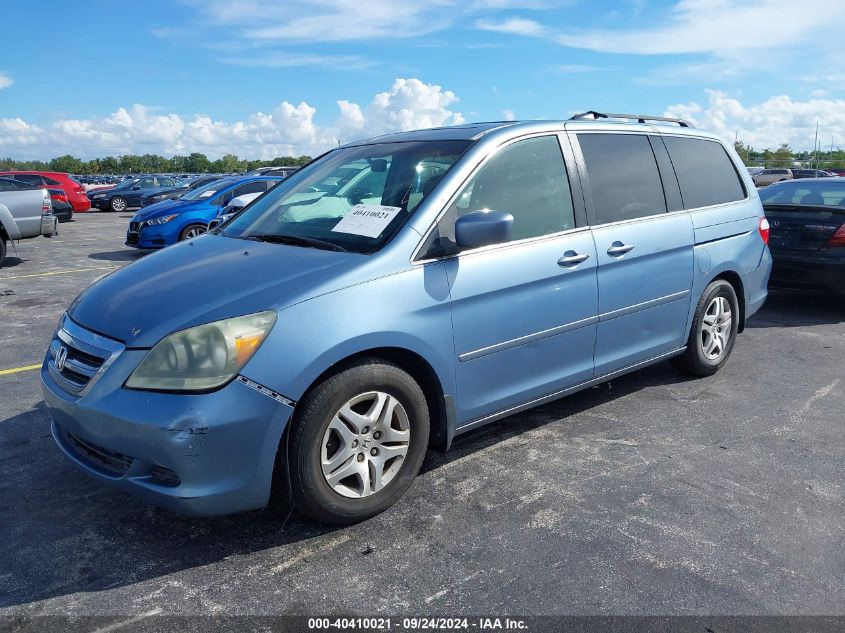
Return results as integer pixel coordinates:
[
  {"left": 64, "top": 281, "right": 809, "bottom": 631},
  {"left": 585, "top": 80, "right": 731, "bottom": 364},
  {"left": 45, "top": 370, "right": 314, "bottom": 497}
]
[
  {"left": 126, "top": 232, "right": 139, "bottom": 245},
  {"left": 49, "top": 338, "right": 106, "bottom": 392},
  {"left": 66, "top": 430, "right": 133, "bottom": 475},
  {"left": 47, "top": 315, "right": 123, "bottom": 395}
]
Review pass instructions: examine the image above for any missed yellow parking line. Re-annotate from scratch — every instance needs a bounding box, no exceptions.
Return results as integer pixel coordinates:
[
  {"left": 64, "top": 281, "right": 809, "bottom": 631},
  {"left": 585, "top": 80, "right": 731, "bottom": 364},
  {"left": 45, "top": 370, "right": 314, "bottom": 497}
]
[
  {"left": 1, "top": 266, "right": 117, "bottom": 280},
  {"left": 0, "top": 363, "right": 41, "bottom": 376}
]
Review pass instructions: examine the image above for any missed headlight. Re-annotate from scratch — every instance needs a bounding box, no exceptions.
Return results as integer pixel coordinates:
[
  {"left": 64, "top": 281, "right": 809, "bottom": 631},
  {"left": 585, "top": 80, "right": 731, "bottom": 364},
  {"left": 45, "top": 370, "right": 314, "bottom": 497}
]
[
  {"left": 125, "top": 311, "right": 277, "bottom": 391},
  {"left": 145, "top": 214, "right": 178, "bottom": 225}
]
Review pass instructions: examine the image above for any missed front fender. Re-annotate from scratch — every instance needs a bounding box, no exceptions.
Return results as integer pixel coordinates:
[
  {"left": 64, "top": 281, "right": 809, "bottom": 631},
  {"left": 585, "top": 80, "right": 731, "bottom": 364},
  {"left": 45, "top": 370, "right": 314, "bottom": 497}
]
[{"left": 241, "top": 263, "right": 457, "bottom": 404}]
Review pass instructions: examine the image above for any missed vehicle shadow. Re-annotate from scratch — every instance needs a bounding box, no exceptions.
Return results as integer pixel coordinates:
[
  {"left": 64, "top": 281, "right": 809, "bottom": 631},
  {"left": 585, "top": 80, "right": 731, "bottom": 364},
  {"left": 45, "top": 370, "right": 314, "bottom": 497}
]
[
  {"left": 0, "top": 256, "right": 24, "bottom": 269},
  {"left": 87, "top": 250, "right": 147, "bottom": 262},
  {"left": 745, "top": 289, "right": 843, "bottom": 329},
  {"left": 0, "top": 363, "right": 686, "bottom": 609}
]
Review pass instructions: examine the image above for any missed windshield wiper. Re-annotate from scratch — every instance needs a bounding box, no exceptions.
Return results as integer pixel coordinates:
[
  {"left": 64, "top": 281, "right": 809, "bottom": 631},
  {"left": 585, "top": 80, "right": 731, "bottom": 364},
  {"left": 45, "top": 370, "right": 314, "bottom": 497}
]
[{"left": 246, "top": 233, "right": 348, "bottom": 252}]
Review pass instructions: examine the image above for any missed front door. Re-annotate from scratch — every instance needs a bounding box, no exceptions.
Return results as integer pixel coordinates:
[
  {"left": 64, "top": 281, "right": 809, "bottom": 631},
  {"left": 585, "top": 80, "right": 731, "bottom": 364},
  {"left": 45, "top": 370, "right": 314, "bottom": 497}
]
[{"left": 423, "top": 134, "right": 599, "bottom": 424}]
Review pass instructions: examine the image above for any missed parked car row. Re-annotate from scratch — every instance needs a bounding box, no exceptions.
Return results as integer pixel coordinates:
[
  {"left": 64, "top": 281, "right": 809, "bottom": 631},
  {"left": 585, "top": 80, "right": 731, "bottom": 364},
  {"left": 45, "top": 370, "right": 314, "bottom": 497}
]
[
  {"left": 750, "top": 167, "right": 839, "bottom": 187},
  {"left": 0, "top": 170, "right": 90, "bottom": 211}
]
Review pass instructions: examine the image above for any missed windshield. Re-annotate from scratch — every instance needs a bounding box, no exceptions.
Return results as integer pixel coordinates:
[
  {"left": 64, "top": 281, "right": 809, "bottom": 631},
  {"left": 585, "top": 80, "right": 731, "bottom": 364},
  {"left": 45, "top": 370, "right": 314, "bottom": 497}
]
[
  {"left": 760, "top": 180, "right": 845, "bottom": 207},
  {"left": 221, "top": 140, "right": 471, "bottom": 253},
  {"left": 180, "top": 179, "right": 232, "bottom": 201}
]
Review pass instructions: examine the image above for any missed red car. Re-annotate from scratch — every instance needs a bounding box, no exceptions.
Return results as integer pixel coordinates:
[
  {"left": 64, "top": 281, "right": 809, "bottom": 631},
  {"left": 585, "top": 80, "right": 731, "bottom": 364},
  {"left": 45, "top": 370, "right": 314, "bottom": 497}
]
[{"left": 0, "top": 171, "right": 90, "bottom": 211}]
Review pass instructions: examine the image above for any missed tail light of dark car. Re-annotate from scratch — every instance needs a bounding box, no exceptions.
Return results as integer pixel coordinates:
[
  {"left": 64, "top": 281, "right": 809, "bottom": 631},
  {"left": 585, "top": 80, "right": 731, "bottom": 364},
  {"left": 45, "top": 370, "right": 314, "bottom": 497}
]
[
  {"left": 823, "top": 224, "right": 845, "bottom": 248},
  {"left": 50, "top": 191, "right": 68, "bottom": 203}
]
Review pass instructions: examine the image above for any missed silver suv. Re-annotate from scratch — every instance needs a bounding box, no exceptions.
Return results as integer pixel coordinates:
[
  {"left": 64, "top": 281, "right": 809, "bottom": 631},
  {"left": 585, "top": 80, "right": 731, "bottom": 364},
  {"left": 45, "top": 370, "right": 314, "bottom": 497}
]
[
  {"left": 0, "top": 177, "right": 57, "bottom": 266},
  {"left": 753, "top": 168, "right": 793, "bottom": 187}
]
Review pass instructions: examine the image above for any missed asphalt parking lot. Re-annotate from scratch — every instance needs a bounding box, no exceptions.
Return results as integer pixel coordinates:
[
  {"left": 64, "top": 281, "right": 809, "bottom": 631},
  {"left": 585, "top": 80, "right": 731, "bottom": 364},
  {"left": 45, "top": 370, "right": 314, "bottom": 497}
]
[{"left": 0, "top": 213, "right": 843, "bottom": 617}]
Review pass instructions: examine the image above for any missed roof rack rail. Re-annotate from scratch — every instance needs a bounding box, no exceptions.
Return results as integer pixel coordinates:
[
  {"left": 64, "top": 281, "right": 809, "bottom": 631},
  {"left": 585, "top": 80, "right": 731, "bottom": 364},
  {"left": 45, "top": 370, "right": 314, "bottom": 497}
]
[{"left": 569, "top": 110, "right": 692, "bottom": 128}]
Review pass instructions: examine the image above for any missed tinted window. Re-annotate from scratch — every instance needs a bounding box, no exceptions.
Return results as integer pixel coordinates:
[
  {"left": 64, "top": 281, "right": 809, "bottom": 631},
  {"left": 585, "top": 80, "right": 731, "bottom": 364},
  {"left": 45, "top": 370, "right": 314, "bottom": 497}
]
[
  {"left": 231, "top": 181, "right": 267, "bottom": 198},
  {"left": 0, "top": 178, "right": 17, "bottom": 191},
  {"left": 135, "top": 177, "right": 155, "bottom": 188},
  {"left": 15, "top": 174, "right": 44, "bottom": 185},
  {"left": 43, "top": 175, "right": 62, "bottom": 185},
  {"left": 663, "top": 136, "right": 746, "bottom": 209},
  {"left": 579, "top": 134, "right": 666, "bottom": 224}
]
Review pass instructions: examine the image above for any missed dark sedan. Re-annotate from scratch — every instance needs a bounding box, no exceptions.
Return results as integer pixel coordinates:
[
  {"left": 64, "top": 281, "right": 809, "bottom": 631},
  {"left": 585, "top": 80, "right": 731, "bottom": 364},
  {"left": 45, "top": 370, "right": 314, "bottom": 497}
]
[
  {"left": 761, "top": 179, "right": 845, "bottom": 296},
  {"left": 88, "top": 175, "right": 182, "bottom": 212},
  {"left": 139, "top": 175, "right": 222, "bottom": 207}
]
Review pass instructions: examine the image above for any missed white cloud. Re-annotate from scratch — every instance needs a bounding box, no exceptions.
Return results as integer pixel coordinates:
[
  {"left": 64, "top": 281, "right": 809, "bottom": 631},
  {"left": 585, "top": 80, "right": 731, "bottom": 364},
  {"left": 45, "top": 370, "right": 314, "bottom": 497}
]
[
  {"left": 0, "top": 72, "right": 13, "bottom": 90},
  {"left": 479, "top": 0, "right": 845, "bottom": 55},
  {"left": 664, "top": 91, "right": 845, "bottom": 150},
  {"left": 0, "top": 78, "right": 464, "bottom": 160},
  {"left": 475, "top": 17, "right": 549, "bottom": 37}
]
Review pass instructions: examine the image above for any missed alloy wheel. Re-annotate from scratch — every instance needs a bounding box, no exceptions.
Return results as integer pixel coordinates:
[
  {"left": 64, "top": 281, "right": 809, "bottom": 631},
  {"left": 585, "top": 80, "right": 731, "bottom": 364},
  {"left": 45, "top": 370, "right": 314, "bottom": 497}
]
[
  {"left": 320, "top": 391, "right": 411, "bottom": 498},
  {"left": 700, "top": 296, "right": 732, "bottom": 360}
]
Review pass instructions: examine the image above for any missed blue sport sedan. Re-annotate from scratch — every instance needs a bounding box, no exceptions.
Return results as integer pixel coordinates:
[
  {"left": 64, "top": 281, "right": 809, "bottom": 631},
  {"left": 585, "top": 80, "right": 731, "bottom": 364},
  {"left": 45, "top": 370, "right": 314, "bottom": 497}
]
[{"left": 126, "top": 176, "right": 280, "bottom": 248}]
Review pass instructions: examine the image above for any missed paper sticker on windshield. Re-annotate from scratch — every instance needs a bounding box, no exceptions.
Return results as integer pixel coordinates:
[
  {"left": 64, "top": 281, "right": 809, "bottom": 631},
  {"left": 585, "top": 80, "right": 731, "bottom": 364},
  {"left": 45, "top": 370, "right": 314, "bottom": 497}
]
[{"left": 331, "top": 205, "right": 401, "bottom": 238}]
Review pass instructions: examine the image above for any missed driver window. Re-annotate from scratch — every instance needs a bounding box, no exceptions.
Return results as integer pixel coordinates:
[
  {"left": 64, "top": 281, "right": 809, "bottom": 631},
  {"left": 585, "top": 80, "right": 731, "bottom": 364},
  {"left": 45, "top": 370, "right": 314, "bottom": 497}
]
[{"left": 423, "top": 135, "right": 575, "bottom": 256}]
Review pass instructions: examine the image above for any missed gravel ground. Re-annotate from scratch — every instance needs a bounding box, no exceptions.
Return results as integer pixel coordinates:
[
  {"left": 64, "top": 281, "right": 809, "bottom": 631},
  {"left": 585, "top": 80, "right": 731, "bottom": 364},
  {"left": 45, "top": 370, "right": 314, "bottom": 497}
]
[{"left": 0, "top": 213, "right": 842, "bottom": 618}]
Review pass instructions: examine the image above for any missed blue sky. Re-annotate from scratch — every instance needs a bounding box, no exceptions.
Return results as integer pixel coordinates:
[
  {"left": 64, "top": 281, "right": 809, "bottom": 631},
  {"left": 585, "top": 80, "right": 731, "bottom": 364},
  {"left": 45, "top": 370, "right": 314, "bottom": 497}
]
[{"left": 1, "top": 0, "right": 844, "bottom": 159}]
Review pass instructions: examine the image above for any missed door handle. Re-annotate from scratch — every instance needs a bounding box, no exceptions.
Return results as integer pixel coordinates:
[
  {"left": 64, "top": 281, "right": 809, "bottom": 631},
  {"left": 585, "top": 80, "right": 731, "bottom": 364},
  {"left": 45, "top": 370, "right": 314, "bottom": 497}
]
[
  {"left": 607, "top": 241, "right": 635, "bottom": 256},
  {"left": 558, "top": 251, "right": 590, "bottom": 266}
]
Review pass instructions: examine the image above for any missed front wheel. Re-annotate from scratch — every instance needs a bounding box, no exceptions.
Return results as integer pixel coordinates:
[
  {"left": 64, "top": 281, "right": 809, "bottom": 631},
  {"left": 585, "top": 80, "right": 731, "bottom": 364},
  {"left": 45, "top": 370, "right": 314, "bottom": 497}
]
[
  {"left": 285, "top": 358, "right": 430, "bottom": 525},
  {"left": 110, "top": 196, "right": 127, "bottom": 212},
  {"left": 179, "top": 224, "right": 206, "bottom": 241},
  {"left": 672, "top": 279, "right": 739, "bottom": 377}
]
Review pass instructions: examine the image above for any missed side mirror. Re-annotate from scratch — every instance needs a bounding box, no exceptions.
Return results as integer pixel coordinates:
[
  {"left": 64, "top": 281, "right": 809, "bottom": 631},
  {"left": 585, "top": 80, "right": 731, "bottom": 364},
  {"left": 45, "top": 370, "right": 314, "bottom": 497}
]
[
  {"left": 455, "top": 210, "right": 514, "bottom": 249},
  {"left": 208, "top": 218, "right": 222, "bottom": 231}
]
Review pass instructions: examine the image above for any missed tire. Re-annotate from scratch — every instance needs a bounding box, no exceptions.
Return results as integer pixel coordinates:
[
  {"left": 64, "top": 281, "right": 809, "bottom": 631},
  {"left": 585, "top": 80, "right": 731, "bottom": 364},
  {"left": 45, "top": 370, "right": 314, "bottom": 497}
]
[
  {"left": 286, "top": 357, "right": 430, "bottom": 525},
  {"left": 110, "top": 196, "right": 127, "bottom": 212},
  {"left": 179, "top": 224, "right": 207, "bottom": 241},
  {"left": 672, "top": 279, "right": 740, "bottom": 377}
]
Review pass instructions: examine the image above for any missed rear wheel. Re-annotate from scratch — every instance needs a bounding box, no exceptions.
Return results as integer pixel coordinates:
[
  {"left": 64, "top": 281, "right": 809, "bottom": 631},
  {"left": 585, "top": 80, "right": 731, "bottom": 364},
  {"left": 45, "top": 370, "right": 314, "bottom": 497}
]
[
  {"left": 110, "top": 196, "right": 127, "bottom": 212},
  {"left": 672, "top": 279, "right": 739, "bottom": 377},
  {"left": 179, "top": 224, "right": 207, "bottom": 241},
  {"left": 286, "top": 358, "right": 430, "bottom": 525}
]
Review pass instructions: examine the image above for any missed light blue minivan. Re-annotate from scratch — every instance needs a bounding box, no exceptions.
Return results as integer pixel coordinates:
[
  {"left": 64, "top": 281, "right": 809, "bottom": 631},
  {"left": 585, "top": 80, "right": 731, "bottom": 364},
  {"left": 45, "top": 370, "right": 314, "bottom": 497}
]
[{"left": 41, "top": 113, "right": 772, "bottom": 524}]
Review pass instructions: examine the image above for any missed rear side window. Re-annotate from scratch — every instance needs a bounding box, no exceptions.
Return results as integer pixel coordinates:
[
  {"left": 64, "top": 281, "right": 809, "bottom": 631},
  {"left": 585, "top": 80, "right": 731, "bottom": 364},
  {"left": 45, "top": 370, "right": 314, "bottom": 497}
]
[
  {"left": 578, "top": 134, "right": 667, "bottom": 224},
  {"left": 15, "top": 174, "right": 44, "bottom": 185},
  {"left": 0, "top": 178, "right": 16, "bottom": 191},
  {"left": 664, "top": 136, "right": 746, "bottom": 209},
  {"left": 43, "top": 175, "right": 62, "bottom": 186}
]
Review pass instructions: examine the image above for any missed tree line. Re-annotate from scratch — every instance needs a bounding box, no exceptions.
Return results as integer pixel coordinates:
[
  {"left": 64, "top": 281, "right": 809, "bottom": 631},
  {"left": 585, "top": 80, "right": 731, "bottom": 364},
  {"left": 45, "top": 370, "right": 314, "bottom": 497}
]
[
  {"left": 733, "top": 142, "right": 845, "bottom": 169},
  {"left": 0, "top": 152, "right": 314, "bottom": 175}
]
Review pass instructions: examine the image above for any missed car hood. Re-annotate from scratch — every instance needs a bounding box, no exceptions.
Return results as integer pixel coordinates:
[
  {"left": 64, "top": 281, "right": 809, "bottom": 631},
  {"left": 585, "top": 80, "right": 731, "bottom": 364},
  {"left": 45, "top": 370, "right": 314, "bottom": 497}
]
[
  {"left": 69, "top": 234, "right": 362, "bottom": 348},
  {"left": 133, "top": 198, "right": 193, "bottom": 219}
]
